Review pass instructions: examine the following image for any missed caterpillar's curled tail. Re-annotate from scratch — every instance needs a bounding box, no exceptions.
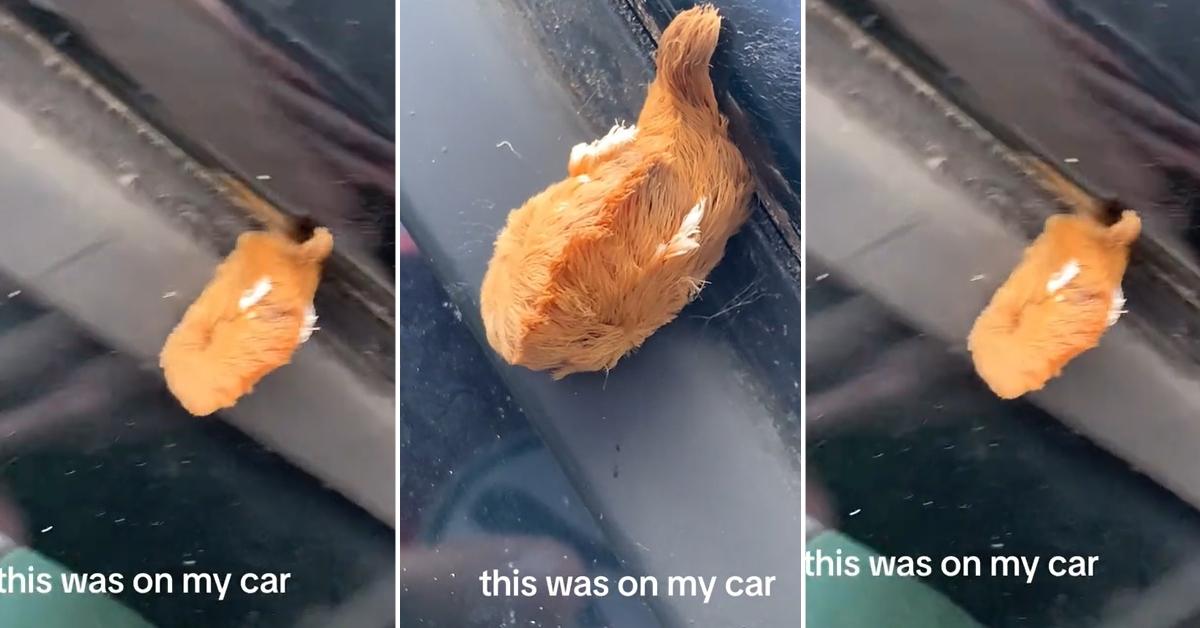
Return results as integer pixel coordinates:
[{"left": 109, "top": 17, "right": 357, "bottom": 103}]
[{"left": 654, "top": 4, "right": 722, "bottom": 115}]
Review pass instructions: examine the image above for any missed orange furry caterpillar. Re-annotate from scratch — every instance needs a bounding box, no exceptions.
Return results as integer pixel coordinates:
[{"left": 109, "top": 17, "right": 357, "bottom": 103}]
[
  {"left": 480, "top": 5, "right": 753, "bottom": 378},
  {"left": 160, "top": 227, "right": 333, "bottom": 416},
  {"left": 968, "top": 210, "right": 1140, "bottom": 399}
]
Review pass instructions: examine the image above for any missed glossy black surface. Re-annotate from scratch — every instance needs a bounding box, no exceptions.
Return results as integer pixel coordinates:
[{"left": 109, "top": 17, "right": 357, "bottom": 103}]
[
  {"left": 5, "top": 0, "right": 396, "bottom": 274},
  {"left": 808, "top": 4, "right": 1200, "bottom": 625},
  {"left": 400, "top": 239, "right": 662, "bottom": 627},
  {"left": 645, "top": 0, "right": 800, "bottom": 196},
  {"left": 808, "top": 275, "right": 1200, "bottom": 627},
  {"left": 0, "top": 278, "right": 393, "bottom": 627},
  {"left": 830, "top": 0, "right": 1200, "bottom": 281},
  {"left": 0, "top": 2, "right": 395, "bottom": 626},
  {"left": 399, "top": 0, "right": 801, "bottom": 626}
]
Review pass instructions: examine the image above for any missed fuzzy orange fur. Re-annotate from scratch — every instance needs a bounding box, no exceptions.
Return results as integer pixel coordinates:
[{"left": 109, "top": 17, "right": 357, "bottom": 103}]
[
  {"left": 160, "top": 227, "right": 333, "bottom": 416},
  {"left": 968, "top": 211, "right": 1140, "bottom": 399},
  {"left": 480, "top": 5, "right": 753, "bottom": 378}
]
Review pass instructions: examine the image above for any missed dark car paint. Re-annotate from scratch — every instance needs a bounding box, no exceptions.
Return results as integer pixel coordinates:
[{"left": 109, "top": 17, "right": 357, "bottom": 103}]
[
  {"left": 808, "top": 3, "right": 1200, "bottom": 626},
  {"left": 645, "top": 0, "right": 800, "bottom": 196},
  {"left": 4, "top": 0, "right": 396, "bottom": 275},
  {"left": 0, "top": 2, "right": 396, "bottom": 627},
  {"left": 0, "top": 290, "right": 394, "bottom": 627},
  {"left": 832, "top": 0, "right": 1200, "bottom": 279},
  {"left": 0, "top": 1, "right": 398, "bottom": 385},
  {"left": 2, "top": 1, "right": 803, "bottom": 627},
  {"left": 399, "top": 0, "right": 800, "bottom": 626}
]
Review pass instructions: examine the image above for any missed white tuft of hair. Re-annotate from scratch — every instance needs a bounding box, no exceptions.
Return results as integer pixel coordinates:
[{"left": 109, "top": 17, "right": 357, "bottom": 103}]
[
  {"left": 657, "top": 198, "right": 706, "bottom": 259},
  {"left": 238, "top": 276, "right": 273, "bottom": 311},
  {"left": 299, "top": 304, "right": 319, "bottom": 342},
  {"left": 1045, "top": 259, "right": 1080, "bottom": 294},
  {"left": 569, "top": 123, "right": 637, "bottom": 167},
  {"left": 1107, "top": 286, "right": 1126, "bottom": 327}
]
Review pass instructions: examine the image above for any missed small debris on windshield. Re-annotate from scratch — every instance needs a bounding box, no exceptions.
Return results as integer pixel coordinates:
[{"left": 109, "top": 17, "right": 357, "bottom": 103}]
[{"left": 495, "top": 140, "right": 522, "bottom": 159}]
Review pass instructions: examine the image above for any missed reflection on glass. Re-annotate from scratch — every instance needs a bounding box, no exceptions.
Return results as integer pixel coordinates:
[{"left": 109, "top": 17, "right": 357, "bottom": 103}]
[{"left": 399, "top": 231, "right": 662, "bottom": 628}]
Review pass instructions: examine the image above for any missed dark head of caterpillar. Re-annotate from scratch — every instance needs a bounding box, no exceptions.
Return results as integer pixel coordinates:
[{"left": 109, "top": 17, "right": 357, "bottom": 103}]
[
  {"left": 289, "top": 215, "right": 319, "bottom": 244},
  {"left": 1097, "top": 197, "right": 1126, "bottom": 226}
]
